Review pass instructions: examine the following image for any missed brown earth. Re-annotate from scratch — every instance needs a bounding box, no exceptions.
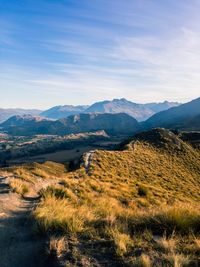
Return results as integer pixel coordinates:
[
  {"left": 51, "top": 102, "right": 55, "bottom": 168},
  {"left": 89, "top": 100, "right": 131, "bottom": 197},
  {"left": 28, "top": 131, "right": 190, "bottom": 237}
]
[{"left": 0, "top": 175, "right": 55, "bottom": 267}]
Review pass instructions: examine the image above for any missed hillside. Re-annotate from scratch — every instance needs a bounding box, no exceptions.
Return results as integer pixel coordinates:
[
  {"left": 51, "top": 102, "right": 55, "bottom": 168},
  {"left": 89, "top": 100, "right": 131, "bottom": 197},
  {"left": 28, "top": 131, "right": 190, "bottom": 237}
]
[
  {"left": 85, "top": 98, "right": 180, "bottom": 121},
  {"left": 1, "top": 113, "right": 139, "bottom": 136},
  {"left": 0, "top": 108, "right": 41, "bottom": 123},
  {"left": 0, "top": 114, "right": 49, "bottom": 128},
  {"left": 180, "top": 114, "right": 200, "bottom": 131},
  {"left": 179, "top": 131, "right": 200, "bottom": 150},
  {"left": 40, "top": 105, "right": 88, "bottom": 119},
  {"left": 144, "top": 97, "right": 200, "bottom": 130},
  {"left": 2, "top": 128, "right": 200, "bottom": 266}
]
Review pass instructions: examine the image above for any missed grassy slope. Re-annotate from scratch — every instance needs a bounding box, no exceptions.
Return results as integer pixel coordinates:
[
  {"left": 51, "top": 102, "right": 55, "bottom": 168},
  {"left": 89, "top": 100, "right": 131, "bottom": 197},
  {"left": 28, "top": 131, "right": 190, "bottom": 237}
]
[{"left": 1, "top": 132, "right": 200, "bottom": 266}]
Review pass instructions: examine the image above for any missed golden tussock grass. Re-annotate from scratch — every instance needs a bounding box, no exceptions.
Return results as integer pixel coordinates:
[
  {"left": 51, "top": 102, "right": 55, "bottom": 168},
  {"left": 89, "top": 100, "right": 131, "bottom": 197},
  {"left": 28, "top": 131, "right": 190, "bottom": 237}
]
[
  {"left": 34, "top": 195, "right": 96, "bottom": 234},
  {"left": 107, "top": 228, "right": 133, "bottom": 256},
  {"left": 131, "top": 254, "right": 152, "bottom": 267},
  {"left": 9, "top": 178, "right": 29, "bottom": 196},
  {"left": 48, "top": 236, "right": 68, "bottom": 258},
  {"left": 3, "top": 139, "right": 200, "bottom": 265},
  {"left": 165, "top": 253, "right": 190, "bottom": 267}
]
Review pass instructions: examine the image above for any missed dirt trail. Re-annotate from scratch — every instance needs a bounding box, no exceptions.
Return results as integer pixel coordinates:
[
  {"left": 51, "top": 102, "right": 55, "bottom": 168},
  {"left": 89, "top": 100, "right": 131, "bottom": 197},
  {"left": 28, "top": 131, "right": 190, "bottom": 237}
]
[
  {"left": 0, "top": 176, "right": 53, "bottom": 267},
  {"left": 83, "top": 150, "right": 95, "bottom": 173}
]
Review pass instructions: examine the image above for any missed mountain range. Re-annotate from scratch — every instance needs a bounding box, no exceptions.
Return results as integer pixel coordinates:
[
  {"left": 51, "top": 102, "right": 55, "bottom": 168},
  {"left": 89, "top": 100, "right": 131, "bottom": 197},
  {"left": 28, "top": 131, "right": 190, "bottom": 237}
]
[
  {"left": 0, "top": 97, "right": 199, "bottom": 136},
  {"left": 41, "top": 98, "right": 180, "bottom": 121},
  {"left": 0, "top": 99, "right": 181, "bottom": 123}
]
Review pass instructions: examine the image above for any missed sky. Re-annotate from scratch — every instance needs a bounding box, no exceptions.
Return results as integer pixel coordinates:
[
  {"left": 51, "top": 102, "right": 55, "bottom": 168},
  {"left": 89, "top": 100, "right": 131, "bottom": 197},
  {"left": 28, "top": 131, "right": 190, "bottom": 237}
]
[{"left": 0, "top": 0, "right": 200, "bottom": 109}]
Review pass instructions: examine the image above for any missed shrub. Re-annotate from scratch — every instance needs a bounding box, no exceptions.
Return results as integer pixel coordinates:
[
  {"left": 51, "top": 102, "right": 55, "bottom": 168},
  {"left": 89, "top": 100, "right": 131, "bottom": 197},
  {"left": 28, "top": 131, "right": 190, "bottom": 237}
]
[{"left": 138, "top": 185, "right": 149, "bottom": 197}]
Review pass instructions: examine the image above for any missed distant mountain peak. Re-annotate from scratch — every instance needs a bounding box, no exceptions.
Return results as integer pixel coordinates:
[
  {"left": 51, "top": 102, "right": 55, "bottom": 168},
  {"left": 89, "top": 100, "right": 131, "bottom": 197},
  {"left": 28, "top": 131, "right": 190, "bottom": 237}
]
[
  {"left": 40, "top": 105, "right": 89, "bottom": 119},
  {"left": 85, "top": 98, "right": 180, "bottom": 121},
  {"left": 0, "top": 108, "right": 42, "bottom": 123}
]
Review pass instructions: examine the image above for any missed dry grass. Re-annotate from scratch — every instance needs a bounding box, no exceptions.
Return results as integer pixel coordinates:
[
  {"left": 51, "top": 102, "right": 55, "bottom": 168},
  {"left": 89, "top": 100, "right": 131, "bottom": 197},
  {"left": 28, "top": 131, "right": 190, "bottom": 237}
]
[
  {"left": 33, "top": 190, "right": 200, "bottom": 264},
  {"left": 108, "top": 228, "right": 133, "bottom": 256},
  {"left": 131, "top": 254, "right": 152, "bottom": 267},
  {"left": 165, "top": 253, "right": 190, "bottom": 267},
  {"left": 48, "top": 236, "right": 67, "bottom": 258},
  {"left": 193, "top": 237, "right": 200, "bottom": 252},
  {"left": 3, "top": 138, "right": 200, "bottom": 265},
  {"left": 130, "top": 204, "right": 200, "bottom": 234},
  {"left": 2, "top": 161, "right": 68, "bottom": 196},
  {"left": 34, "top": 195, "right": 95, "bottom": 234},
  {"left": 156, "top": 234, "right": 177, "bottom": 252},
  {"left": 9, "top": 178, "right": 29, "bottom": 196}
]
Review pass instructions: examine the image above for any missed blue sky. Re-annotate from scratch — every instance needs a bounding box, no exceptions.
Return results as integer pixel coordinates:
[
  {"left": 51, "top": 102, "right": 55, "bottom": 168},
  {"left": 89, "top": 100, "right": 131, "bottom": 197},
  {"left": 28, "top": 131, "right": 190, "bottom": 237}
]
[{"left": 0, "top": 0, "right": 200, "bottom": 109}]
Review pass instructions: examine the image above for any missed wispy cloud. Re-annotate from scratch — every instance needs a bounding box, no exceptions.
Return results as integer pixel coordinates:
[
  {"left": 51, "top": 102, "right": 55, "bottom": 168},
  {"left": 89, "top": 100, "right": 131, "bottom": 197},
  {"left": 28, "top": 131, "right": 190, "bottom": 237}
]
[{"left": 0, "top": 0, "right": 200, "bottom": 108}]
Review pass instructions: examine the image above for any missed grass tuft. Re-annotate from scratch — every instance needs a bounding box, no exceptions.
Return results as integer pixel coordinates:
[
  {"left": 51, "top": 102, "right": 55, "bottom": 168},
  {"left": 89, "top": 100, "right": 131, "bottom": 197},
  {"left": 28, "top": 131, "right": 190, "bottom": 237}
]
[
  {"left": 9, "top": 178, "right": 29, "bottom": 196},
  {"left": 165, "top": 253, "right": 190, "bottom": 267},
  {"left": 108, "top": 228, "right": 132, "bottom": 256},
  {"left": 131, "top": 254, "right": 152, "bottom": 267}
]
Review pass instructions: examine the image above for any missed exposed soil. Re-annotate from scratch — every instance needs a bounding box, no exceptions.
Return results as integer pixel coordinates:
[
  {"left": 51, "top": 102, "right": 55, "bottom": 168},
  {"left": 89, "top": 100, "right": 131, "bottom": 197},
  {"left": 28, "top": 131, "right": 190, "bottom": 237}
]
[{"left": 0, "top": 176, "right": 54, "bottom": 267}]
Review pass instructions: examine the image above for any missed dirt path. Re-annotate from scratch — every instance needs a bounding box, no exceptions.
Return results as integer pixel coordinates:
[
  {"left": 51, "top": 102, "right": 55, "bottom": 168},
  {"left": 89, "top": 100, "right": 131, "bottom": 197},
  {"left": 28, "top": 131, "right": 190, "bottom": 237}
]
[
  {"left": 0, "top": 176, "right": 53, "bottom": 267},
  {"left": 83, "top": 150, "right": 95, "bottom": 173}
]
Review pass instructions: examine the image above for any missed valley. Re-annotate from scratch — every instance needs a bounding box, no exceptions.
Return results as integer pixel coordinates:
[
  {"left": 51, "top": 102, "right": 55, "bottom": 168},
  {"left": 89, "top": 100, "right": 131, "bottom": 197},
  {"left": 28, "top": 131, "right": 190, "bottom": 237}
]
[{"left": 0, "top": 131, "right": 123, "bottom": 167}]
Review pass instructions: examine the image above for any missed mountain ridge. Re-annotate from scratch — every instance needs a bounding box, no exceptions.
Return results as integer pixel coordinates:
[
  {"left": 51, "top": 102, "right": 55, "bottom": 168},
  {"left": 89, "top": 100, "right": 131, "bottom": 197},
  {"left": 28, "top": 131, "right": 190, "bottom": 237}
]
[
  {"left": 144, "top": 97, "right": 200, "bottom": 130},
  {"left": 0, "top": 113, "right": 139, "bottom": 136},
  {"left": 0, "top": 99, "right": 180, "bottom": 123},
  {"left": 0, "top": 108, "right": 42, "bottom": 123},
  {"left": 40, "top": 105, "right": 89, "bottom": 119},
  {"left": 40, "top": 98, "right": 180, "bottom": 121}
]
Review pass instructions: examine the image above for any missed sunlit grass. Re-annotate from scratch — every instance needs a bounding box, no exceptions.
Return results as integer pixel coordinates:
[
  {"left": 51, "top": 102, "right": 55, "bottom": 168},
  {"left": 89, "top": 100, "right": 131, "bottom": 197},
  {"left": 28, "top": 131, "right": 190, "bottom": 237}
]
[
  {"left": 3, "top": 139, "right": 200, "bottom": 265},
  {"left": 9, "top": 178, "right": 29, "bottom": 196}
]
